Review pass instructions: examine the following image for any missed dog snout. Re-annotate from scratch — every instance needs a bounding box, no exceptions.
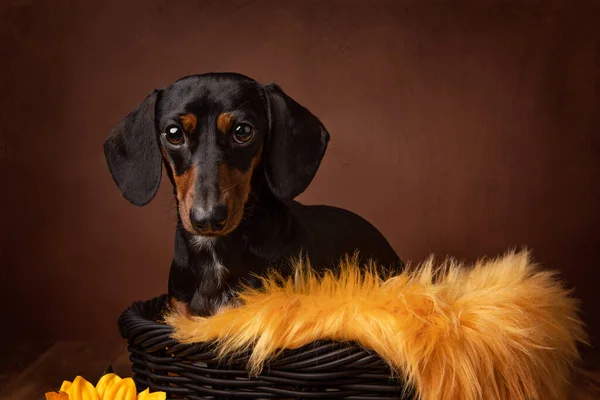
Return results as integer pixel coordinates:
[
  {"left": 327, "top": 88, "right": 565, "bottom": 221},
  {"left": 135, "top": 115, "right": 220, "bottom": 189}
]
[{"left": 189, "top": 204, "right": 229, "bottom": 234}]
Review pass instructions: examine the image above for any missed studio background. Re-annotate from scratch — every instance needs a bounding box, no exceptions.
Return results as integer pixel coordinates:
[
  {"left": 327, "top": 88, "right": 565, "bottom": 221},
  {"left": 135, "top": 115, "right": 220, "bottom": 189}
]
[{"left": 1, "top": 0, "right": 599, "bottom": 361}]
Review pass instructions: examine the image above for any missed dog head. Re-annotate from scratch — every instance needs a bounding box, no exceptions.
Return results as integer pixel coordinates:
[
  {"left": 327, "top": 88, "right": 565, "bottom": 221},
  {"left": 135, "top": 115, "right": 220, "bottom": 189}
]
[{"left": 104, "top": 73, "right": 330, "bottom": 236}]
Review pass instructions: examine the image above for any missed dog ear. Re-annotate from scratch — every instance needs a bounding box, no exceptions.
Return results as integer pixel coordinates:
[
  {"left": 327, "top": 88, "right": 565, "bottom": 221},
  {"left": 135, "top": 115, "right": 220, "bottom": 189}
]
[
  {"left": 103, "top": 90, "right": 162, "bottom": 206},
  {"left": 263, "top": 83, "right": 330, "bottom": 200}
]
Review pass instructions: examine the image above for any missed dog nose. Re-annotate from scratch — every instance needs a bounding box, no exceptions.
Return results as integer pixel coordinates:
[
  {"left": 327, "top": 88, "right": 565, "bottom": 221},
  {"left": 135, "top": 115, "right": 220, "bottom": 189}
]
[{"left": 189, "top": 204, "right": 229, "bottom": 233}]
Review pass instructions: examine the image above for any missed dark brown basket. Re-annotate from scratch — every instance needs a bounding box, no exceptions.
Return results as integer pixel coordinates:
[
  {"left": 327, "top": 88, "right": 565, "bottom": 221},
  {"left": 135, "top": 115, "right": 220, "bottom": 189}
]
[{"left": 118, "top": 295, "right": 413, "bottom": 399}]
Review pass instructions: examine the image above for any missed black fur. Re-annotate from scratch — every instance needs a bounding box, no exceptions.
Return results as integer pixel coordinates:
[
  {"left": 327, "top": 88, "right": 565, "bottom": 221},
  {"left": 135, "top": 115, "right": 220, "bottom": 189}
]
[
  {"left": 104, "top": 72, "right": 403, "bottom": 316},
  {"left": 263, "top": 83, "right": 330, "bottom": 200},
  {"left": 104, "top": 90, "right": 162, "bottom": 206}
]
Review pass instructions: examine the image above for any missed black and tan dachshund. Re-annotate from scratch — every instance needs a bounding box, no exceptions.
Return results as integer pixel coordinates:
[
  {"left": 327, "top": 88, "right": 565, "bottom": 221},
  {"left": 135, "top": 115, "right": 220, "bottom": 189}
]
[{"left": 104, "top": 73, "right": 403, "bottom": 316}]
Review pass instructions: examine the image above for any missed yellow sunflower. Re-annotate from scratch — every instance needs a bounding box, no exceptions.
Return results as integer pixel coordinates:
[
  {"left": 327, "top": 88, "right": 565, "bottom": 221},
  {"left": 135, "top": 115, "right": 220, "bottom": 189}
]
[{"left": 45, "top": 373, "right": 166, "bottom": 400}]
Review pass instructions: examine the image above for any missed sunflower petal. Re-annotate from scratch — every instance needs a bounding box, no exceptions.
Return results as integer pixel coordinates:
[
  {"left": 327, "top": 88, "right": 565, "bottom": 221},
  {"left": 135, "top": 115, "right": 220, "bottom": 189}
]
[
  {"left": 45, "top": 391, "right": 69, "bottom": 400},
  {"left": 137, "top": 387, "right": 166, "bottom": 400},
  {"left": 68, "top": 376, "right": 99, "bottom": 400},
  {"left": 95, "top": 373, "right": 121, "bottom": 399},
  {"left": 137, "top": 388, "right": 150, "bottom": 400},
  {"left": 59, "top": 381, "right": 73, "bottom": 392},
  {"left": 103, "top": 376, "right": 136, "bottom": 400}
]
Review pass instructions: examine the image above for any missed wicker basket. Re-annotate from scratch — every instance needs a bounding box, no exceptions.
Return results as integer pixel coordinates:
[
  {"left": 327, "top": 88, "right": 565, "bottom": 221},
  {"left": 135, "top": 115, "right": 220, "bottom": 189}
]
[{"left": 118, "top": 295, "right": 412, "bottom": 399}]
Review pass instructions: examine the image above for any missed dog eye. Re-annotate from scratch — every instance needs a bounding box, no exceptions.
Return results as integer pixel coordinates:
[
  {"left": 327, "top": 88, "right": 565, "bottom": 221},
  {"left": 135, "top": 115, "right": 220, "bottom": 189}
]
[
  {"left": 165, "top": 125, "right": 184, "bottom": 145},
  {"left": 232, "top": 123, "right": 254, "bottom": 144}
]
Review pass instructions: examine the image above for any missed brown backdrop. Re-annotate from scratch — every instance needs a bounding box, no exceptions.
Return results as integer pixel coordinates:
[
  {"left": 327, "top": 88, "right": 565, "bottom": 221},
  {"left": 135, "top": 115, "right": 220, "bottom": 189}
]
[{"left": 1, "top": 0, "right": 599, "bottom": 360}]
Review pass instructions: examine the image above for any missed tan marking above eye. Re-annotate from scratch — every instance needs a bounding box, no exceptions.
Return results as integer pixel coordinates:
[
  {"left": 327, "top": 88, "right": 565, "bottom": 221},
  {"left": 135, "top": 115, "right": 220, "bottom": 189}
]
[
  {"left": 179, "top": 113, "right": 197, "bottom": 132},
  {"left": 217, "top": 113, "right": 234, "bottom": 134}
]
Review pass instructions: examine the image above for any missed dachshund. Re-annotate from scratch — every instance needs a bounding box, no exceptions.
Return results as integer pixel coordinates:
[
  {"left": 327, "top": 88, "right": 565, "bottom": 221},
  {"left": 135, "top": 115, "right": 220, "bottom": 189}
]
[{"left": 104, "top": 73, "right": 403, "bottom": 316}]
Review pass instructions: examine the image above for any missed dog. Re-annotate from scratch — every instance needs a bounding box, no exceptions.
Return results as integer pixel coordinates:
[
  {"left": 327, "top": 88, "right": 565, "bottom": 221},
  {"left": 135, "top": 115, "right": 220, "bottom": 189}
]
[{"left": 104, "top": 72, "right": 404, "bottom": 316}]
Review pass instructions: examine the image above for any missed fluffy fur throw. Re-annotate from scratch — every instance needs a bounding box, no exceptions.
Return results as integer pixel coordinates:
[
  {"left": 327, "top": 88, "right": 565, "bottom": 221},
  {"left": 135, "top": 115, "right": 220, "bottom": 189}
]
[{"left": 165, "top": 250, "right": 587, "bottom": 400}]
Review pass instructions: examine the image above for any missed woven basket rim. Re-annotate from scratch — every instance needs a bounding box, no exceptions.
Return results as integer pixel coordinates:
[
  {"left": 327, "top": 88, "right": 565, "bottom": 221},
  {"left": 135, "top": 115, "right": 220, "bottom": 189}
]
[{"left": 118, "top": 295, "right": 410, "bottom": 398}]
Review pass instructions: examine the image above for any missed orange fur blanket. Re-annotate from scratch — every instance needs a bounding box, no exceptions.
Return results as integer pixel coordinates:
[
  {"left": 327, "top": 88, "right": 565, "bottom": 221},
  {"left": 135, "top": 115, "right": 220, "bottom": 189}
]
[{"left": 164, "top": 250, "right": 587, "bottom": 400}]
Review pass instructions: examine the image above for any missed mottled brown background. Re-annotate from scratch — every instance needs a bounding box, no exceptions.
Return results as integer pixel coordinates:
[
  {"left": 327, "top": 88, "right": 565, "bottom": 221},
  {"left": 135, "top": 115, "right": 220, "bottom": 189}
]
[{"left": 1, "top": 0, "right": 599, "bottom": 361}]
